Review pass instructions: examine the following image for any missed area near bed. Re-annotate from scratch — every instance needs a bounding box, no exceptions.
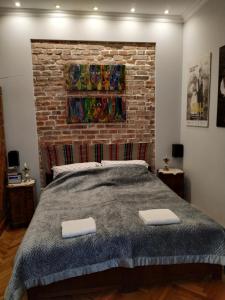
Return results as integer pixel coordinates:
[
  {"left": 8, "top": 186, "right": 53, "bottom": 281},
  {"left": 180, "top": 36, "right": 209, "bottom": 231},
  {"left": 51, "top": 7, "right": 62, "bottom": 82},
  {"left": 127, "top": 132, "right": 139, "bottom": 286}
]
[
  {"left": 40, "top": 142, "right": 153, "bottom": 185},
  {"left": 5, "top": 165, "right": 225, "bottom": 300}
]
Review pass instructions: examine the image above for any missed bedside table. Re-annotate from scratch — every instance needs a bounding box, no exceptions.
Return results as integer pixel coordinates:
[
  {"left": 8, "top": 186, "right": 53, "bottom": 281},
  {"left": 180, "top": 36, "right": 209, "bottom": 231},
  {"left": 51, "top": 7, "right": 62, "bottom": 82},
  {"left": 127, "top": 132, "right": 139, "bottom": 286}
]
[
  {"left": 7, "top": 180, "right": 35, "bottom": 227},
  {"left": 157, "top": 168, "right": 184, "bottom": 199}
]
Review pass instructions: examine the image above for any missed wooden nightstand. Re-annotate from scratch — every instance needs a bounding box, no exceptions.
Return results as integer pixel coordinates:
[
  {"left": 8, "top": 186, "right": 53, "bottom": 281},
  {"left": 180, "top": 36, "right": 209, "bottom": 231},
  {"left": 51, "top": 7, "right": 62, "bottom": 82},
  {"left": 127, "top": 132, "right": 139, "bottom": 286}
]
[
  {"left": 7, "top": 180, "right": 35, "bottom": 227},
  {"left": 157, "top": 168, "right": 184, "bottom": 199}
]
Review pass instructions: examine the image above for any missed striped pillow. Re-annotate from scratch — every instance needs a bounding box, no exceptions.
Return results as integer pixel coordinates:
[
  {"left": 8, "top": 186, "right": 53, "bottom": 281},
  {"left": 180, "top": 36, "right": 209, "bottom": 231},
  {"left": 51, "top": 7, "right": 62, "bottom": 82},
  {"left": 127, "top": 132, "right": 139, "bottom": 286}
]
[
  {"left": 52, "top": 162, "right": 101, "bottom": 179},
  {"left": 101, "top": 160, "right": 149, "bottom": 168},
  {"left": 41, "top": 143, "right": 152, "bottom": 174}
]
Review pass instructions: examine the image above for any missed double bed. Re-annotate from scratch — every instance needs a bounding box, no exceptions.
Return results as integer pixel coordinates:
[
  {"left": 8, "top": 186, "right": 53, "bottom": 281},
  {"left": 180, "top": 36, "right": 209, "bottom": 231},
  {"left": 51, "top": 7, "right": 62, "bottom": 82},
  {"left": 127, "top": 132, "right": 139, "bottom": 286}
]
[{"left": 5, "top": 143, "right": 225, "bottom": 300}]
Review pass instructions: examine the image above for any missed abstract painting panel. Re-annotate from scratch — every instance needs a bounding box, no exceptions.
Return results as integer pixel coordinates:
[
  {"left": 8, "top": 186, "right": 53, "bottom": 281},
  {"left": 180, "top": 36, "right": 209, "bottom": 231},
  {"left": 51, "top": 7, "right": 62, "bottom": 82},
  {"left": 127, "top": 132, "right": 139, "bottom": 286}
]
[
  {"left": 67, "top": 97, "right": 126, "bottom": 123},
  {"left": 89, "top": 65, "right": 102, "bottom": 90},
  {"left": 186, "top": 54, "right": 211, "bottom": 127},
  {"left": 217, "top": 45, "right": 225, "bottom": 127},
  {"left": 65, "top": 64, "right": 125, "bottom": 91}
]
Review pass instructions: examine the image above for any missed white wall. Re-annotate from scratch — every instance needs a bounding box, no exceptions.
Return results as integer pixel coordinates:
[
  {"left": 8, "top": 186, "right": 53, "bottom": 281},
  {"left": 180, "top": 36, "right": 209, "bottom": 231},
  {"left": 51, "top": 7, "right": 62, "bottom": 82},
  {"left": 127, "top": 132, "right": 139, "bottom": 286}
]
[
  {"left": 181, "top": 0, "right": 225, "bottom": 225},
  {"left": 0, "top": 12, "right": 183, "bottom": 196}
]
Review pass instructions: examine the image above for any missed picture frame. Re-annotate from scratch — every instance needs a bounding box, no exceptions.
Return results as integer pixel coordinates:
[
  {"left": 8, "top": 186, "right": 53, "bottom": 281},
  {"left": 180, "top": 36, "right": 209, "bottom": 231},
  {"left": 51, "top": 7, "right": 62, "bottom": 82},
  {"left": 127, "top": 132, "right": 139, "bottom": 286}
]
[{"left": 186, "top": 54, "right": 211, "bottom": 127}]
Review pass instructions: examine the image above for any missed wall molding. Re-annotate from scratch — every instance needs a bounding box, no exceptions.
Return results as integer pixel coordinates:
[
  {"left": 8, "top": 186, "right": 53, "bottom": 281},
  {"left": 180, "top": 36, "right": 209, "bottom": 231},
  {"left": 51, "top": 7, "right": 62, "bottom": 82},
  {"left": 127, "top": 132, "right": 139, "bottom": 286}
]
[
  {"left": 183, "top": 0, "right": 208, "bottom": 22},
  {"left": 0, "top": 7, "right": 183, "bottom": 23}
]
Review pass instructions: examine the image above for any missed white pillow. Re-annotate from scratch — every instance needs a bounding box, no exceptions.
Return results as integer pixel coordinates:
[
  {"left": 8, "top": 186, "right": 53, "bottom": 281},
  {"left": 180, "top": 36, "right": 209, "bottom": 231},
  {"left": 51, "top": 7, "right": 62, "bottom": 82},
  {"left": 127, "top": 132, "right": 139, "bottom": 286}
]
[
  {"left": 52, "top": 162, "right": 101, "bottom": 178},
  {"left": 101, "top": 160, "right": 149, "bottom": 168}
]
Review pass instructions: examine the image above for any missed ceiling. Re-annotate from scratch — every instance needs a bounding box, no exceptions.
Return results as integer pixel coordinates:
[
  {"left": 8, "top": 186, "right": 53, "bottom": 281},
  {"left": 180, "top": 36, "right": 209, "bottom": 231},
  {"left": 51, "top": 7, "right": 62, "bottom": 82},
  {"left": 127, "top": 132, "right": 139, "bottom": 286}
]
[{"left": 0, "top": 0, "right": 207, "bottom": 20}]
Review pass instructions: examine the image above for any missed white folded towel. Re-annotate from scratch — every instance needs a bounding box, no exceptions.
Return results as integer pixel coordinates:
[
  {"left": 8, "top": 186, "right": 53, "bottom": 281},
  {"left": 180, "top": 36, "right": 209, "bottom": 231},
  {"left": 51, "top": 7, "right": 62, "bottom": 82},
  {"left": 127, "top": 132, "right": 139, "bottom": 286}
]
[
  {"left": 62, "top": 217, "right": 96, "bottom": 238},
  {"left": 139, "top": 209, "right": 180, "bottom": 225}
]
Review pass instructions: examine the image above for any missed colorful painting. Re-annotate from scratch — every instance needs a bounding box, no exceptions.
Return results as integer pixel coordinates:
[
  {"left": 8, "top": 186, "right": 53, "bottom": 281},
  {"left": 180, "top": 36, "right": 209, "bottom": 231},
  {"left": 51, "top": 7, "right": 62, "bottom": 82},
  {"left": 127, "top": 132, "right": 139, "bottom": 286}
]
[
  {"left": 186, "top": 54, "right": 211, "bottom": 127},
  {"left": 65, "top": 64, "right": 125, "bottom": 91},
  {"left": 217, "top": 45, "right": 225, "bottom": 127},
  {"left": 67, "top": 97, "right": 126, "bottom": 123},
  {"left": 109, "top": 65, "right": 125, "bottom": 91},
  {"left": 89, "top": 65, "right": 102, "bottom": 90}
]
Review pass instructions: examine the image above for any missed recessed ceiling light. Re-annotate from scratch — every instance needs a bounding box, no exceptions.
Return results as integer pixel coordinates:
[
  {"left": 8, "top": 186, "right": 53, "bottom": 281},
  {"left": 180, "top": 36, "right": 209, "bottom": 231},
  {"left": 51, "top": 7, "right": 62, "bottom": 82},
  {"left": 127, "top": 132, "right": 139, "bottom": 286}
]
[
  {"left": 15, "top": 2, "right": 21, "bottom": 7},
  {"left": 93, "top": 6, "right": 98, "bottom": 11},
  {"left": 56, "top": 4, "right": 60, "bottom": 9},
  {"left": 164, "top": 9, "right": 169, "bottom": 14},
  {"left": 130, "top": 7, "right": 135, "bottom": 13}
]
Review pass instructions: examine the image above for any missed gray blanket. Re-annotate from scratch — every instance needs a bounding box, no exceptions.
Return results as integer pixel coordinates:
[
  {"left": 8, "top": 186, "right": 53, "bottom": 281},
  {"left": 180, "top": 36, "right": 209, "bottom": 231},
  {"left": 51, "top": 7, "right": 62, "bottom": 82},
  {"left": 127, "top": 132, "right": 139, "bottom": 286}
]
[{"left": 5, "top": 165, "right": 225, "bottom": 300}]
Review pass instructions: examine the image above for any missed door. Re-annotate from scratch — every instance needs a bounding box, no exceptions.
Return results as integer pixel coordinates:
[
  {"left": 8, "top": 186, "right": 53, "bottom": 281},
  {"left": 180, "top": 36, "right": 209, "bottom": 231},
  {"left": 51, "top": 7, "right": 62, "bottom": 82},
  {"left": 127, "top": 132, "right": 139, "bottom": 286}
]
[{"left": 0, "top": 87, "right": 6, "bottom": 224}]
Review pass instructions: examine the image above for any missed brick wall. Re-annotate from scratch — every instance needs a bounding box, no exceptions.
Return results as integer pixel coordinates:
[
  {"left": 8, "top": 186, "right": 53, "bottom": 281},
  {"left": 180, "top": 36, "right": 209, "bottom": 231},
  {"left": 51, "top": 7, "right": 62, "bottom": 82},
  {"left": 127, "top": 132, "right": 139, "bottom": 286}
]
[{"left": 31, "top": 40, "right": 155, "bottom": 174}]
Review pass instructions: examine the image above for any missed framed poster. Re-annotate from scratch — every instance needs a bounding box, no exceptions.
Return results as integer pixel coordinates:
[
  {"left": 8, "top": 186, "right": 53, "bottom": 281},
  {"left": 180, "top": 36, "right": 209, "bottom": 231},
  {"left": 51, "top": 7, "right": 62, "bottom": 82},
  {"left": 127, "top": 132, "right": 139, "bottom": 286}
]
[
  {"left": 67, "top": 96, "right": 126, "bottom": 123},
  {"left": 186, "top": 54, "right": 211, "bottom": 127},
  {"left": 217, "top": 45, "right": 225, "bottom": 127}
]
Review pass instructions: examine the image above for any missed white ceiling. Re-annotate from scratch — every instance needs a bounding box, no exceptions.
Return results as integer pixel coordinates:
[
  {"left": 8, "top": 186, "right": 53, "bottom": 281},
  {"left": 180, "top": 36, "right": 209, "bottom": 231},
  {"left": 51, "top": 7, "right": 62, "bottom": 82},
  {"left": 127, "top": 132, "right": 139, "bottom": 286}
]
[{"left": 0, "top": 0, "right": 207, "bottom": 20}]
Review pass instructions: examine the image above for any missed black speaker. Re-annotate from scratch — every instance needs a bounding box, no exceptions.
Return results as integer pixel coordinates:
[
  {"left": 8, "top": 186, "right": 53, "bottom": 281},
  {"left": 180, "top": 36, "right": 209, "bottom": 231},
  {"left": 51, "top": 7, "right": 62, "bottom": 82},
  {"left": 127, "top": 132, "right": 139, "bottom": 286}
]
[
  {"left": 172, "top": 144, "right": 183, "bottom": 158},
  {"left": 8, "top": 150, "right": 20, "bottom": 167}
]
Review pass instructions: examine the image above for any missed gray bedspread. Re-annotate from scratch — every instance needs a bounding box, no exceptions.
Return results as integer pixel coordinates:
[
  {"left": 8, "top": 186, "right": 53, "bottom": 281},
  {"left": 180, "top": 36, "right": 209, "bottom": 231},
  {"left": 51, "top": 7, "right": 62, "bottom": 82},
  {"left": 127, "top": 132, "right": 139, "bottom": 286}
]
[{"left": 5, "top": 165, "right": 225, "bottom": 300}]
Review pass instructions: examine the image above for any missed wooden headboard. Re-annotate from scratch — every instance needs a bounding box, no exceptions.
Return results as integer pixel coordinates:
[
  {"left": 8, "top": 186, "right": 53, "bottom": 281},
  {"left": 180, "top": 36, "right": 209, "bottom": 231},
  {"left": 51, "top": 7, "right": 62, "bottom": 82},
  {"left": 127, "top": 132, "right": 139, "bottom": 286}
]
[{"left": 40, "top": 143, "right": 154, "bottom": 185}]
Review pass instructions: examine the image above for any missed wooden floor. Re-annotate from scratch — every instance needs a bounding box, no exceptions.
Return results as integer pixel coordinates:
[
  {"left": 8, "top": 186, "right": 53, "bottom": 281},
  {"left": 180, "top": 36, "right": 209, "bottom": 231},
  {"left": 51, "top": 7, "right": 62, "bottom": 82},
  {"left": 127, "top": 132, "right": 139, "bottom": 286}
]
[
  {"left": 0, "top": 227, "right": 26, "bottom": 300},
  {"left": 1, "top": 228, "right": 225, "bottom": 300}
]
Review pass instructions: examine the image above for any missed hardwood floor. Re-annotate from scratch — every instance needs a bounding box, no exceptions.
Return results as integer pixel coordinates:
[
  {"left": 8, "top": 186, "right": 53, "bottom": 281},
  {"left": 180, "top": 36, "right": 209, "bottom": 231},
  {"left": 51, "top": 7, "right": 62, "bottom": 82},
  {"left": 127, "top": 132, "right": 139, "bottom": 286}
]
[
  {"left": 1, "top": 227, "right": 225, "bottom": 300},
  {"left": 0, "top": 227, "right": 26, "bottom": 300}
]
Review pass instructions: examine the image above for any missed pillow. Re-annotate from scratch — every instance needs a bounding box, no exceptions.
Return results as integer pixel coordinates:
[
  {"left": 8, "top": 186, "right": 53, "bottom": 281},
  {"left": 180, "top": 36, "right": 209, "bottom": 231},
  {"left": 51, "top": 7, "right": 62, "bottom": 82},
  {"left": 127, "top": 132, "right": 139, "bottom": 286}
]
[
  {"left": 52, "top": 162, "right": 101, "bottom": 179},
  {"left": 101, "top": 160, "right": 149, "bottom": 168}
]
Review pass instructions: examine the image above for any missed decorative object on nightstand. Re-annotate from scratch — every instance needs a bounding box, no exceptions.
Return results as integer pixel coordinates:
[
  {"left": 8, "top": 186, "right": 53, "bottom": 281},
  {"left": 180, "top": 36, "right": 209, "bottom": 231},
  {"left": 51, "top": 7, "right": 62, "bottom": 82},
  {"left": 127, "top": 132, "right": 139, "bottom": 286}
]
[
  {"left": 7, "top": 179, "right": 35, "bottom": 227},
  {"left": 157, "top": 168, "right": 184, "bottom": 199},
  {"left": 7, "top": 150, "right": 22, "bottom": 184},
  {"left": 162, "top": 155, "right": 170, "bottom": 171},
  {"left": 22, "top": 162, "right": 31, "bottom": 182}
]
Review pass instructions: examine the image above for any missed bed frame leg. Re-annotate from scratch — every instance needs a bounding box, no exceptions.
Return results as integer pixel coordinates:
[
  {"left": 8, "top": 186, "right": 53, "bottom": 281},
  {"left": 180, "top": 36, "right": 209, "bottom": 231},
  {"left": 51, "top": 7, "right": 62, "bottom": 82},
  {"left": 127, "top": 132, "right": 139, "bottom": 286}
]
[{"left": 211, "top": 265, "right": 223, "bottom": 280}]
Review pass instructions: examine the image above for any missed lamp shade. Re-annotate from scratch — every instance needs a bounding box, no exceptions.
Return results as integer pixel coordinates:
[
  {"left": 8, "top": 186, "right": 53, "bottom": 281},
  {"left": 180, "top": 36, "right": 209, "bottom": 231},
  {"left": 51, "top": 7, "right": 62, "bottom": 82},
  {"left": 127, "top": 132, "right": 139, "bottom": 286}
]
[{"left": 172, "top": 144, "right": 183, "bottom": 158}]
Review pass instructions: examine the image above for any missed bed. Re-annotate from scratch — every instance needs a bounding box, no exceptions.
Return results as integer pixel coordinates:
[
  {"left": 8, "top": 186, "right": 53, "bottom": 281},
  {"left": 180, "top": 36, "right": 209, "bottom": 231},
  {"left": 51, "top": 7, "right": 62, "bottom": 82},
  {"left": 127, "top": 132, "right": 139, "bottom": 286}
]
[{"left": 5, "top": 143, "right": 225, "bottom": 300}]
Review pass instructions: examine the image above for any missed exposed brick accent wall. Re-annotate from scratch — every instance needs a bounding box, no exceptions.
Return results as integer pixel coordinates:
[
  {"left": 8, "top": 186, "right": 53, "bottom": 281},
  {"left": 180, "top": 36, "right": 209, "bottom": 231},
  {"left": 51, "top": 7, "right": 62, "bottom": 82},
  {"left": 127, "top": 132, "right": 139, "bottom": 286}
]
[{"left": 31, "top": 40, "right": 155, "bottom": 177}]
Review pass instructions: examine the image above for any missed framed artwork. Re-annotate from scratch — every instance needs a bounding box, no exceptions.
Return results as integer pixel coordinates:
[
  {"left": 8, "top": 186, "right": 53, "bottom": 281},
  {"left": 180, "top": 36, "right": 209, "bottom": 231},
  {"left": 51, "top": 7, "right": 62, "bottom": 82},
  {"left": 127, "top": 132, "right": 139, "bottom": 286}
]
[
  {"left": 217, "top": 45, "right": 225, "bottom": 127},
  {"left": 67, "top": 96, "right": 126, "bottom": 123},
  {"left": 65, "top": 64, "right": 125, "bottom": 91},
  {"left": 186, "top": 54, "right": 211, "bottom": 127}
]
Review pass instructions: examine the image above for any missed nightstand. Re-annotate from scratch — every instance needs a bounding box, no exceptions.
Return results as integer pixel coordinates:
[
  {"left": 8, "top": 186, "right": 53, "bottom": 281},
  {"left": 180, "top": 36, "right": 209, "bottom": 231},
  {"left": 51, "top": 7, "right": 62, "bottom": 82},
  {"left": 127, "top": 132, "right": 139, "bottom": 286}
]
[
  {"left": 7, "top": 180, "right": 35, "bottom": 227},
  {"left": 157, "top": 168, "right": 184, "bottom": 199}
]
